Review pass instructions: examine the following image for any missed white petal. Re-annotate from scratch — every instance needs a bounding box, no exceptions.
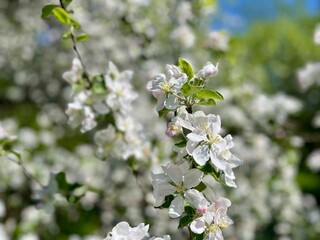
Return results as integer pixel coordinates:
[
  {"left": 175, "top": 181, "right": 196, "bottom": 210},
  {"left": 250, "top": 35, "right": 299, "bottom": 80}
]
[
  {"left": 222, "top": 174, "right": 237, "bottom": 188},
  {"left": 210, "top": 150, "right": 226, "bottom": 171},
  {"left": 168, "top": 195, "right": 184, "bottom": 218},
  {"left": 186, "top": 140, "right": 197, "bottom": 155},
  {"left": 190, "top": 218, "right": 206, "bottom": 234},
  {"left": 165, "top": 164, "right": 183, "bottom": 185},
  {"left": 153, "top": 181, "right": 176, "bottom": 198},
  {"left": 185, "top": 189, "right": 209, "bottom": 209},
  {"left": 193, "top": 144, "right": 209, "bottom": 166},
  {"left": 178, "top": 160, "right": 191, "bottom": 175},
  {"left": 165, "top": 94, "right": 179, "bottom": 110},
  {"left": 112, "top": 221, "right": 130, "bottom": 236},
  {"left": 184, "top": 169, "right": 203, "bottom": 189},
  {"left": 187, "top": 132, "right": 207, "bottom": 142}
]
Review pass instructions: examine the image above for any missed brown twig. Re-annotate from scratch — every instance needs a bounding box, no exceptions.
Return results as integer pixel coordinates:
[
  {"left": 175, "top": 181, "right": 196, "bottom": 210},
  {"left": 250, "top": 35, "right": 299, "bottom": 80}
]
[
  {"left": 7, "top": 155, "right": 44, "bottom": 188},
  {"left": 59, "top": 0, "right": 92, "bottom": 88}
]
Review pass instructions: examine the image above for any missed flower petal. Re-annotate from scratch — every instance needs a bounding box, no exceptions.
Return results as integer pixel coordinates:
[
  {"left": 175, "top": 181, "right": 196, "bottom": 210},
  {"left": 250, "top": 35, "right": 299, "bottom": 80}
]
[
  {"left": 168, "top": 195, "right": 184, "bottom": 218},
  {"left": 193, "top": 144, "right": 209, "bottom": 166},
  {"left": 165, "top": 94, "right": 179, "bottom": 110},
  {"left": 184, "top": 169, "right": 203, "bottom": 189},
  {"left": 209, "top": 149, "right": 226, "bottom": 171},
  {"left": 190, "top": 218, "right": 206, "bottom": 234},
  {"left": 165, "top": 164, "right": 183, "bottom": 185},
  {"left": 187, "top": 132, "right": 206, "bottom": 142}
]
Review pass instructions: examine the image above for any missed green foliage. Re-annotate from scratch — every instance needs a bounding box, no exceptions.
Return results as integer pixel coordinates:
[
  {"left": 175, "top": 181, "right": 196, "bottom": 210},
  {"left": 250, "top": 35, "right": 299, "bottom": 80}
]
[
  {"left": 178, "top": 215, "right": 194, "bottom": 229},
  {"left": 41, "top": 4, "right": 59, "bottom": 19},
  {"left": 52, "top": 7, "right": 72, "bottom": 25},
  {"left": 92, "top": 74, "right": 106, "bottom": 94},
  {"left": 194, "top": 181, "right": 207, "bottom": 192},
  {"left": 199, "top": 162, "right": 221, "bottom": 181},
  {"left": 42, "top": 4, "right": 81, "bottom": 31},
  {"left": 155, "top": 195, "right": 174, "bottom": 209},
  {"left": 196, "top": 89, "right": 224, "bottom": 101},
  {"left": 54, "top": 172, "right": 83, "bottom": 203},
  {"left": 178, "top": 57, "right": 194, "bottom": 80},
  {"left": 184, "top": 205, "right": 196, "bottom": 216},
  {"left": 76, "top": 33, "right": 90, "bottom": 42},
  {"left": 181, "top": 82, "right": 202, "bottom": 96},
  {"left": 174, "top": 140, "right": 187, "bottom": 147},
  {"left": 62, "top": 0, "right": 73, "bottom": 8},
  {"left": 158, "top": 107, "right": 171, "bottom": 117},
  {"left": 191, "top": 233, "right": 204, "bottom": 240}
]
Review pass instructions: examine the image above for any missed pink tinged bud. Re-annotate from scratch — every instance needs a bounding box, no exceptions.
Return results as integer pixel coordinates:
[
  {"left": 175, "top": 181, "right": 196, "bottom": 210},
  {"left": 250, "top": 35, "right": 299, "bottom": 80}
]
[
  {"left": 196, "top": 207, "right": 207, "bottom": 214},
  {"left": 166, "top": 122, "right": 180, "bottom": 137}
]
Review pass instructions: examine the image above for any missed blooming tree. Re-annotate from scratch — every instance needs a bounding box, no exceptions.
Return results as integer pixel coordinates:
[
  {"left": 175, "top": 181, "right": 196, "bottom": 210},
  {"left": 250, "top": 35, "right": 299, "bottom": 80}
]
[{"left": 0, "top": 0, "right": 319, "bottom": 240}]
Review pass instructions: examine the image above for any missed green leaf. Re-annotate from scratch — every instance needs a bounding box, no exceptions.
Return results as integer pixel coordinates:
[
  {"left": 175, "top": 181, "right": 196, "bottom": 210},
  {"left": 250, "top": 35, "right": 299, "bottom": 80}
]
[
  {"left": 91, "top": 74, "right": 106, "bottom": 94},
  {"left": 211, "top": 169, "right": 221, "bottom": 181},
  {"left": 198, "top": 162, "right": 215, "bottom": 174},
  {"left": 54, "top": 172, "right": 82, "bottom": 202},
  {"left": 62, "top": 31, "right": 72, "bottom": 39},
  {"left": 178, "top": 57, "right": 194, "bottom": 80},
  {"left": 192, "top": 233, "right": 204, "bottom": 240},
  {"left": 198, "top": 162, "right": 221, "bottom": 181},
  {"left": 62, "top": 0, "right": 73, "bottom": 8},
  {"left": 158, "top": 108, "right": 170, "bottom": 118},
  {"left": 181, "top": 82, "right": 201, "bottom": 96},
  {"left": 194, "top": 181, "right": 207, "bottom": 192},
  {"left": 155, "top": 195, "right": 174, "bottom": 209},
  {"left": 52, "top": 7, "right": 71, "bottom": 25},
  {"left": 197, "top": 99, "right": 216, "bottom": 106},
  {"left": 41, "top": 4, "right": 59, "bottom": 19},
  {"left": 76, "top": 33, "right": 90, "bottom": 42},
  {"left": 92, "top": 82, "right": 106, "bottom": 94},
  {"left": 175, "top": 140, "right": 187, "bottom": 148},
  {"left": 178, "top": 215, "right": 193, "bottom": 229},
  {"left": 184, "top": 206, "right": 196, "bottom": 216},
  {"left": 196, "top": 89, "right": 224, "bottom": 101},
  {"left": 71, "top": 19, "right": 81, "bottom": 29}
]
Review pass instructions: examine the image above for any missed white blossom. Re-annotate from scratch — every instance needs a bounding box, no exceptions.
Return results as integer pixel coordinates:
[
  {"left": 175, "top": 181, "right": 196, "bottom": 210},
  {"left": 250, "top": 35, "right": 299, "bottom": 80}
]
[
  {"left": 147, "top": 65, "right": 187, "bottom": 111},
  {"left": 62, "top": 58, "right": 82, "bottom": 84},
  {"left": 105, "top": 62, "right": 138, "bottom": 114},
  {"left": 186, "top": 190, "right": 233, "bottom": 240},
  {"left": 176, "top": 109, "right": 242, "bottom": 187},
  {"left": 103, "top": 222, "right": 170, "bottom": 240},
  {"left": 151, "top": 160, "right": 203, "bottom": 218},
  {"left": 104, "top": 221, "right": 149, "bottom": 240}
]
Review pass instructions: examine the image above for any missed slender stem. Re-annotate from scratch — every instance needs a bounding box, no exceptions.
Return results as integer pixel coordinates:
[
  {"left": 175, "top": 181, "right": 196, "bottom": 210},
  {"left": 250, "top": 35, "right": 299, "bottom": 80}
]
[
  {"left": 59, "top": 0, "right": 92, "bottom": 88},
  {"left": 7, "top": 155, "right": 44, "bottom": 188}
]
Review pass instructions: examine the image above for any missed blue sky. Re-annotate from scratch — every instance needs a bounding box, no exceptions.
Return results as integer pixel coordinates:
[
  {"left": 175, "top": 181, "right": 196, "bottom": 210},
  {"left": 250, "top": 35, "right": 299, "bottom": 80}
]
[{"left": 212, "top": 0, "right": 320, "bottom": 33}]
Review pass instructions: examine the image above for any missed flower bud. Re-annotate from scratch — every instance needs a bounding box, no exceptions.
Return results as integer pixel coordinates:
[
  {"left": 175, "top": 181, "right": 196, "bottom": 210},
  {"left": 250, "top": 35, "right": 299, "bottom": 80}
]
[{"left": 196, "top": 62, "right": 218, "bottom": 80}]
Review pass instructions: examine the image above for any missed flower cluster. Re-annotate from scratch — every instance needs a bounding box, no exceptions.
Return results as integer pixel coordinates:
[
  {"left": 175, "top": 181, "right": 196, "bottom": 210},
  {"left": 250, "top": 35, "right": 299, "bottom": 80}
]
[
  {"left": 148, "top": 59, "right": 242, "bottom": 239},
  {"left": 104, "top": 222, "right": 170, "bottom": 240},
  {"left": 63, "top": 59, "right": 150, "bottom": 161}
]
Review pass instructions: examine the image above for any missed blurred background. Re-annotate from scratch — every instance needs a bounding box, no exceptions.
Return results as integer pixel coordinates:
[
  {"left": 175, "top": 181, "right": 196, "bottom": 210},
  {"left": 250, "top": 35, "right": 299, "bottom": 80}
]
[{"left": 0, "top": 0, "right": 319, "bottom": 239}]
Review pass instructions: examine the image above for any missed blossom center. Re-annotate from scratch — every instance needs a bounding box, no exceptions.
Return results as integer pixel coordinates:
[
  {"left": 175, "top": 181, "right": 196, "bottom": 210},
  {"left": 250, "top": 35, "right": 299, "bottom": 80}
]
[
  {"left": 175, "top": 182, "right": 186, "bottom": 194},
  {"left": 160, "top": 81, "right": 173, "bottom": 93},
  {"left": 207, "top": 223, "right": 219, "bottom": 233},
  {"left": 207, "top": 134, "right": 221, "bottom": 145}
]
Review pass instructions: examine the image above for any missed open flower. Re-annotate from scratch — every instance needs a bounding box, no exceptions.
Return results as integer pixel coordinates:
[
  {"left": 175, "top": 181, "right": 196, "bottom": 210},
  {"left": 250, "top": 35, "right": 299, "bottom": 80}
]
[
  {"left": 151, "top": 160, "right": 203, "bottom": 218},
  {"left": 176, "top": 110, "right": 242, "bottom": 187},
  {"left": 104, "top": 221, "right": 149, "bottom": 240},
  {"left": 105, "top": 62, "right": 138, "bottom": 114},
  {"left": 185, "top": 189, "right": 233, "bottom": 240},
  {"left": 147, "top": 64, "right": 187, "bottom": 110},
  {"left": 62, "top": 58, "right": 82, "bottom": 84}
]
